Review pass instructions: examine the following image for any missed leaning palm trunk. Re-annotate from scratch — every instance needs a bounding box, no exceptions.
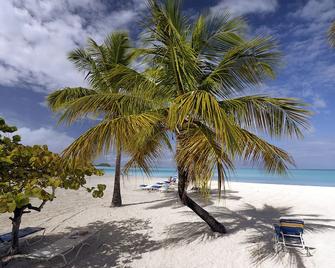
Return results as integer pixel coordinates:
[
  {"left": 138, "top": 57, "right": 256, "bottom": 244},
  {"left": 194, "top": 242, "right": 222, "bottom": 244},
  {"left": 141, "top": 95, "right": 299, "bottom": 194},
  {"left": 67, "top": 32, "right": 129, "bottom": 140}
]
[
  {"left": 111, "top": 147, "right": 122, "bottom": 207},
  {"left": 177, "top": 167, "right": 227, "bottom": 233}
]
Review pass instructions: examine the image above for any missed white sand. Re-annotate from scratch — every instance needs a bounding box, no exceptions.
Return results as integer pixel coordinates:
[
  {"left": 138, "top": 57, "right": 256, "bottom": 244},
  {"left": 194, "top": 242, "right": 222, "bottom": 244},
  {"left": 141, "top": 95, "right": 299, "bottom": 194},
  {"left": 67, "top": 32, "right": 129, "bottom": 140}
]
[{"left": 1, "top": 175, "right": 335, "bottom": 268}]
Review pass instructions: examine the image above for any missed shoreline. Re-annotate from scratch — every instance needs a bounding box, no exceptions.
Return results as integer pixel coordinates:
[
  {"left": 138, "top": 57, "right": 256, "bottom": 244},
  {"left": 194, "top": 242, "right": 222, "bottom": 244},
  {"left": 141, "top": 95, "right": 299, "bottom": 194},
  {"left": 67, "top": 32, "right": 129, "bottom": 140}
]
[
  {"left": 95, "top": 174, "right": 335, "bottom": 188},
  {"left": 98, "top": 168, "right": 335, "bottom": 187},
  {"left": 217, "top": 180, "right": 335, "bottom": 189}
]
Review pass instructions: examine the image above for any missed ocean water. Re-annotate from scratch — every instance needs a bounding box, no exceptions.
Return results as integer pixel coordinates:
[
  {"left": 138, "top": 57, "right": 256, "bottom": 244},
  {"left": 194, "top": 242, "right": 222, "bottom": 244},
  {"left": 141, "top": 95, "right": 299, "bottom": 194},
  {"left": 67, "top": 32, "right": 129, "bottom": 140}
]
[{"left": 96, "top": 167, "right": 335, "bottom": 187}]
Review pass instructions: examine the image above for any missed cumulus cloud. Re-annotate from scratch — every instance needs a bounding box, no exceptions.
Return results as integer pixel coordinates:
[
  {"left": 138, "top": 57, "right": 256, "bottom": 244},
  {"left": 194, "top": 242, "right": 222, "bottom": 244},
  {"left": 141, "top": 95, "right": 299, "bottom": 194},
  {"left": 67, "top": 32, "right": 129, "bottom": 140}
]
[
  {"left": 0, "top": 0, "right": 145, "bottom": 92},
  {"left": 211, "top": 0, "right": 278, "bottom": 16},
  {"left": 16, "top": 127, "right": 74, "bottom": 153}
]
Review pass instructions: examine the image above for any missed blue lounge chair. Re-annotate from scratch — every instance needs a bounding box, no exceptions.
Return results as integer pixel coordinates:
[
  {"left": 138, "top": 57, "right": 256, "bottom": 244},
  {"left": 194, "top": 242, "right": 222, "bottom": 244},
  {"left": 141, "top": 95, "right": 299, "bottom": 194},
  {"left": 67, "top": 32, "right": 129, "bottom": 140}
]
[
  {"left": 0, "top": 227, "right": 45, "bottom": 243},
  {"left": 273, "top": 217, "right": 310, "bottom": 255}
]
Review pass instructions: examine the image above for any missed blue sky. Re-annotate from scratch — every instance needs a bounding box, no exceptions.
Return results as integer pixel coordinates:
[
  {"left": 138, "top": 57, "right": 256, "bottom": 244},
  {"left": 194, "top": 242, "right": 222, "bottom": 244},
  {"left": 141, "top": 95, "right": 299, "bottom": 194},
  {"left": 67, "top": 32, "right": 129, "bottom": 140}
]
[{"left": 0, "top": 0, "right": 334, "bottom": 169}]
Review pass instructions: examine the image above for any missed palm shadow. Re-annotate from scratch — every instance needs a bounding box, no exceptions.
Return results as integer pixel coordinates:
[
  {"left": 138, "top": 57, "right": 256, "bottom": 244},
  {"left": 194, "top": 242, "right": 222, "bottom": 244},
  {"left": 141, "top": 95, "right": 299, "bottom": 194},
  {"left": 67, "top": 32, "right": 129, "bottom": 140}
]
[
  {"left": 73, "top": 218, "right": 162, "bottom": 268},
  {"left": 145, "top": 189, "right": 242, "bottom": 210},
  {"left": 2, "top": 219, "right": 162, "bottom": 268},
  {"left": 164, "top": 203, "right": 335, "bottom": 268}
]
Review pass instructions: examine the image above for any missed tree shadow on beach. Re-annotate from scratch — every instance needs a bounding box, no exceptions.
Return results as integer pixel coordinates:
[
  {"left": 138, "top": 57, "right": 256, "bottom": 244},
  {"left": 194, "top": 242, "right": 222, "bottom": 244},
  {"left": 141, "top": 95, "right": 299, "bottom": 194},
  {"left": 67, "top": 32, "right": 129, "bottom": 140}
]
[
  {"left": 164, "top": 203, "right": 335, "bottom": 268},
  {"left": 122, "top": 197, "right": 176, "bottom": 207},
  {"left": 2, "top": 219, "right": 162, "bottom": 268},
  {"left": 4, "top": 190, "right": 334, "bottom": 268},
  {"left": 71, "top": 218, "right": 162, "bottom": 268},
  {"left": 144, "top": 189, "right": 242, "bottom": 210}
]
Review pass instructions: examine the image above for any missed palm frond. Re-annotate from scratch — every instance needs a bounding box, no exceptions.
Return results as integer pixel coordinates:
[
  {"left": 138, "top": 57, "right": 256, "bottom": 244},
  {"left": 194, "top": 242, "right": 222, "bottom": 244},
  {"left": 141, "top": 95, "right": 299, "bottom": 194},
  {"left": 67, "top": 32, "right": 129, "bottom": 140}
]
[
  {"left": 168, "top": 90, "right": 241, "bottom": 152},
  {"left": 62, "top": 111, "right": 164, "bottom": 163},
  {"left": 103, "top": 32, "right": 134, "bottom": 66},
  {"left": 201, "top": 36, "right": 280, "bottom": 97},
  {"left": 47, "top": 87, "right": 97, "bottom": 112},
  {"left": 192, "top": 12, "right": 246, "bottom": 57},
  {"left": 237, "top": 128, "right": 294, "bottom": 175},
  {"left": 176, "top": 122, "right": 234, "bottom": 193},
  {"left": 220, "top": 95, "right": 311, "bottom": 138},
  {"left": 68, "top": 48, "right": 95, "bottom": 75},
  {"left": 144, "top": 0, "right": 200, "bottom": 94},
  {"left": 123, "top": 123, "right": 171, "bottom": 175},
  {"left": 58, "top": 92, "right": 163, "bottom": 125}
]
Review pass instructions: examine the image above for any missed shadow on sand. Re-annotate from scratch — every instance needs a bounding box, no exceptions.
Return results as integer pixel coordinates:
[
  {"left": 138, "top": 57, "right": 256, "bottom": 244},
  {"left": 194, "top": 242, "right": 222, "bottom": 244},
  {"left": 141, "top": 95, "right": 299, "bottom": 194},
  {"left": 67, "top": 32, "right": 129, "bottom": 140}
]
[
  {"left": 165, "top": 201, "right": 335, "bottom": 268},
  {"left": 2, "top": 218, "right": 162, "bottom": 268},
  {"left": 3, "top": 190, "right": 335, "bottom": 268}
]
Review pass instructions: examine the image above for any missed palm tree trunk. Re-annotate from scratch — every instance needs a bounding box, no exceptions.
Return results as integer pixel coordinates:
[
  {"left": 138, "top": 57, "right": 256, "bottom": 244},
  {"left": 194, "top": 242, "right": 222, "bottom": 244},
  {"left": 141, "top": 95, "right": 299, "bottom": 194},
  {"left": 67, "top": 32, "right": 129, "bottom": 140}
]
[
  {"left": 177, "top": 167, "right": 227, "bottom": 233},
  {"left": 9, "top": 207, "right": 24, "bottom": 255},
  {"left": 217, "top": 162, "right": 224, "bottom": 199},
  {"left": 111, "top": 147, "right": 122, "bottom": 207}
]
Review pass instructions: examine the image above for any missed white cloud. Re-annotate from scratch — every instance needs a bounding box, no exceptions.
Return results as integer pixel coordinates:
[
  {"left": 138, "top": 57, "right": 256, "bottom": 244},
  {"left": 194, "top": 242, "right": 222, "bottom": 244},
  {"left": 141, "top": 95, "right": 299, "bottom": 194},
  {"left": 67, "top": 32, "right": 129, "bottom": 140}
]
[
  {"left": 211, "top": 0, "right": 278, "bottom": 16},
  {"left": 16, "top": 127, "right": 74, "bottom": 153},
  {"left": 312, "top": 96, "right": 327, "bottom": 109},
  {"left": 295, "top": 0, "right": 335, "bottom": 21},
  {"left": 323, "top": 64, "right": 335, "bottom": 80},
  {"left": 301, "top": 88, "right": 327, "bottom": 112},
  {"left": 0, "top": 0, "right": 145, "bottom": 92}
]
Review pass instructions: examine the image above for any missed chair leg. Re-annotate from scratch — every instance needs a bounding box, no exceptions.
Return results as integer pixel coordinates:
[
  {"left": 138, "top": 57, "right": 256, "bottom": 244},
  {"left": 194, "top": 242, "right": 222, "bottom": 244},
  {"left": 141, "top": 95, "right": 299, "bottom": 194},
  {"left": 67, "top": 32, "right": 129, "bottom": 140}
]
[
  {"left": 300, "top": 234, "right": 305, "bottom": 249},
  {"left": 273, "top": 234, "right": 279, "bottom": 253}
]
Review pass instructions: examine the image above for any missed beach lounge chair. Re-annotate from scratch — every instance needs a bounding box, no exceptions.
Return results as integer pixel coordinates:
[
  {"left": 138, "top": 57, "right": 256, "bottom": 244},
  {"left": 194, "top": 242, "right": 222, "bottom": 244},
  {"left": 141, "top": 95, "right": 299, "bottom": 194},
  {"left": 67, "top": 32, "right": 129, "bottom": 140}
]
[
  {"left": 273, "top": 217, "right": 310, "bottom": 255},
  {"left": 139, "top": 184, "right": 162, "bottom": 190},
  {"left": 0, "top": 227, "right": 45, "bottom": 244},
  {"left": 158, "top": 184, "right": 176, "bottom": 192},
  {"left": 14, "top": 228, "right": 99, "bottom": 266},
  {"left": 0, "top": 227, "right": 46, "bottom": 254},
  {"left": 144, "top": 184, "right": 162, "bottom": 191}
]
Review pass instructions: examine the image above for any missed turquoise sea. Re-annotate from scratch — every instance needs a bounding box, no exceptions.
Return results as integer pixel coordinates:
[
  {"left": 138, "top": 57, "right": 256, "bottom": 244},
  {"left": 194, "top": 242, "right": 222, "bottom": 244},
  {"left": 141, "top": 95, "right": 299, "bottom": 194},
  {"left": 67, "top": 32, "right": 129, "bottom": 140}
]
[{"left": 96, "top": 167, "right": 335, "bottom": 187}]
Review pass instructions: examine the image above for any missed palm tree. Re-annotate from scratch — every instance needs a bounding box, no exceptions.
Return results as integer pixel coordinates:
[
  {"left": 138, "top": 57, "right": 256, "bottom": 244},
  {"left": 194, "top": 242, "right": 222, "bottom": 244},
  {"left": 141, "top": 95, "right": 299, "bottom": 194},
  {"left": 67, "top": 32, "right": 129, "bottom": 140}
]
[
  {"left": 57, "top": 0, "right": 310, "bottom": 233},
  {"left": 47, "top": 32, "right": 136, "bottom": 207},
  {"left": 329, "top": 21, "right": 335, "bottom": 47}
]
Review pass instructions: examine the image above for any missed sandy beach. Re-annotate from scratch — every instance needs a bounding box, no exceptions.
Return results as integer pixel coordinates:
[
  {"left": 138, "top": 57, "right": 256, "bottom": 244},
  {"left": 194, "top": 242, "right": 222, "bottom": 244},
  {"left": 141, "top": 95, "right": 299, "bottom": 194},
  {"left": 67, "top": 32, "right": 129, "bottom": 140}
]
[{"left": 1, "top": 175, "right": 335, "bottom": 268}]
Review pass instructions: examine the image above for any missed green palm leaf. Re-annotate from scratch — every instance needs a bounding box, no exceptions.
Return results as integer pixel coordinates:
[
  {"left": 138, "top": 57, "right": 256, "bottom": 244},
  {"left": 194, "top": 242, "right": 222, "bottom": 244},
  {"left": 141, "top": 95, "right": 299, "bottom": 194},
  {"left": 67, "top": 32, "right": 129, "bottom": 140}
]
[
  {"left": 220, "top": 95, "right": 311, "bottom": 138},
  {"left": 47, "top": 87, "right": 97, "bottom": 112},
  {"left": 62, "top": 111, "right": 164, "bottom": 163},
  {"left": 237, "top": 128, "right": 294, "bottom": 174}
]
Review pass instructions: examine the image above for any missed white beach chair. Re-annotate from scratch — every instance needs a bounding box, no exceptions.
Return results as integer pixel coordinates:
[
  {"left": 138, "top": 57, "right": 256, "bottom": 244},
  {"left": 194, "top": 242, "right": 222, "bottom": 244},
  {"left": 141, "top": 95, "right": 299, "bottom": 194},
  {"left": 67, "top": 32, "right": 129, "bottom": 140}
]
[
  {"left": 139, "top": 183, "right": 164, "bottom": 191},
  {"left": 158, "top": 184, "right": 176, "bottom": 192}
]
